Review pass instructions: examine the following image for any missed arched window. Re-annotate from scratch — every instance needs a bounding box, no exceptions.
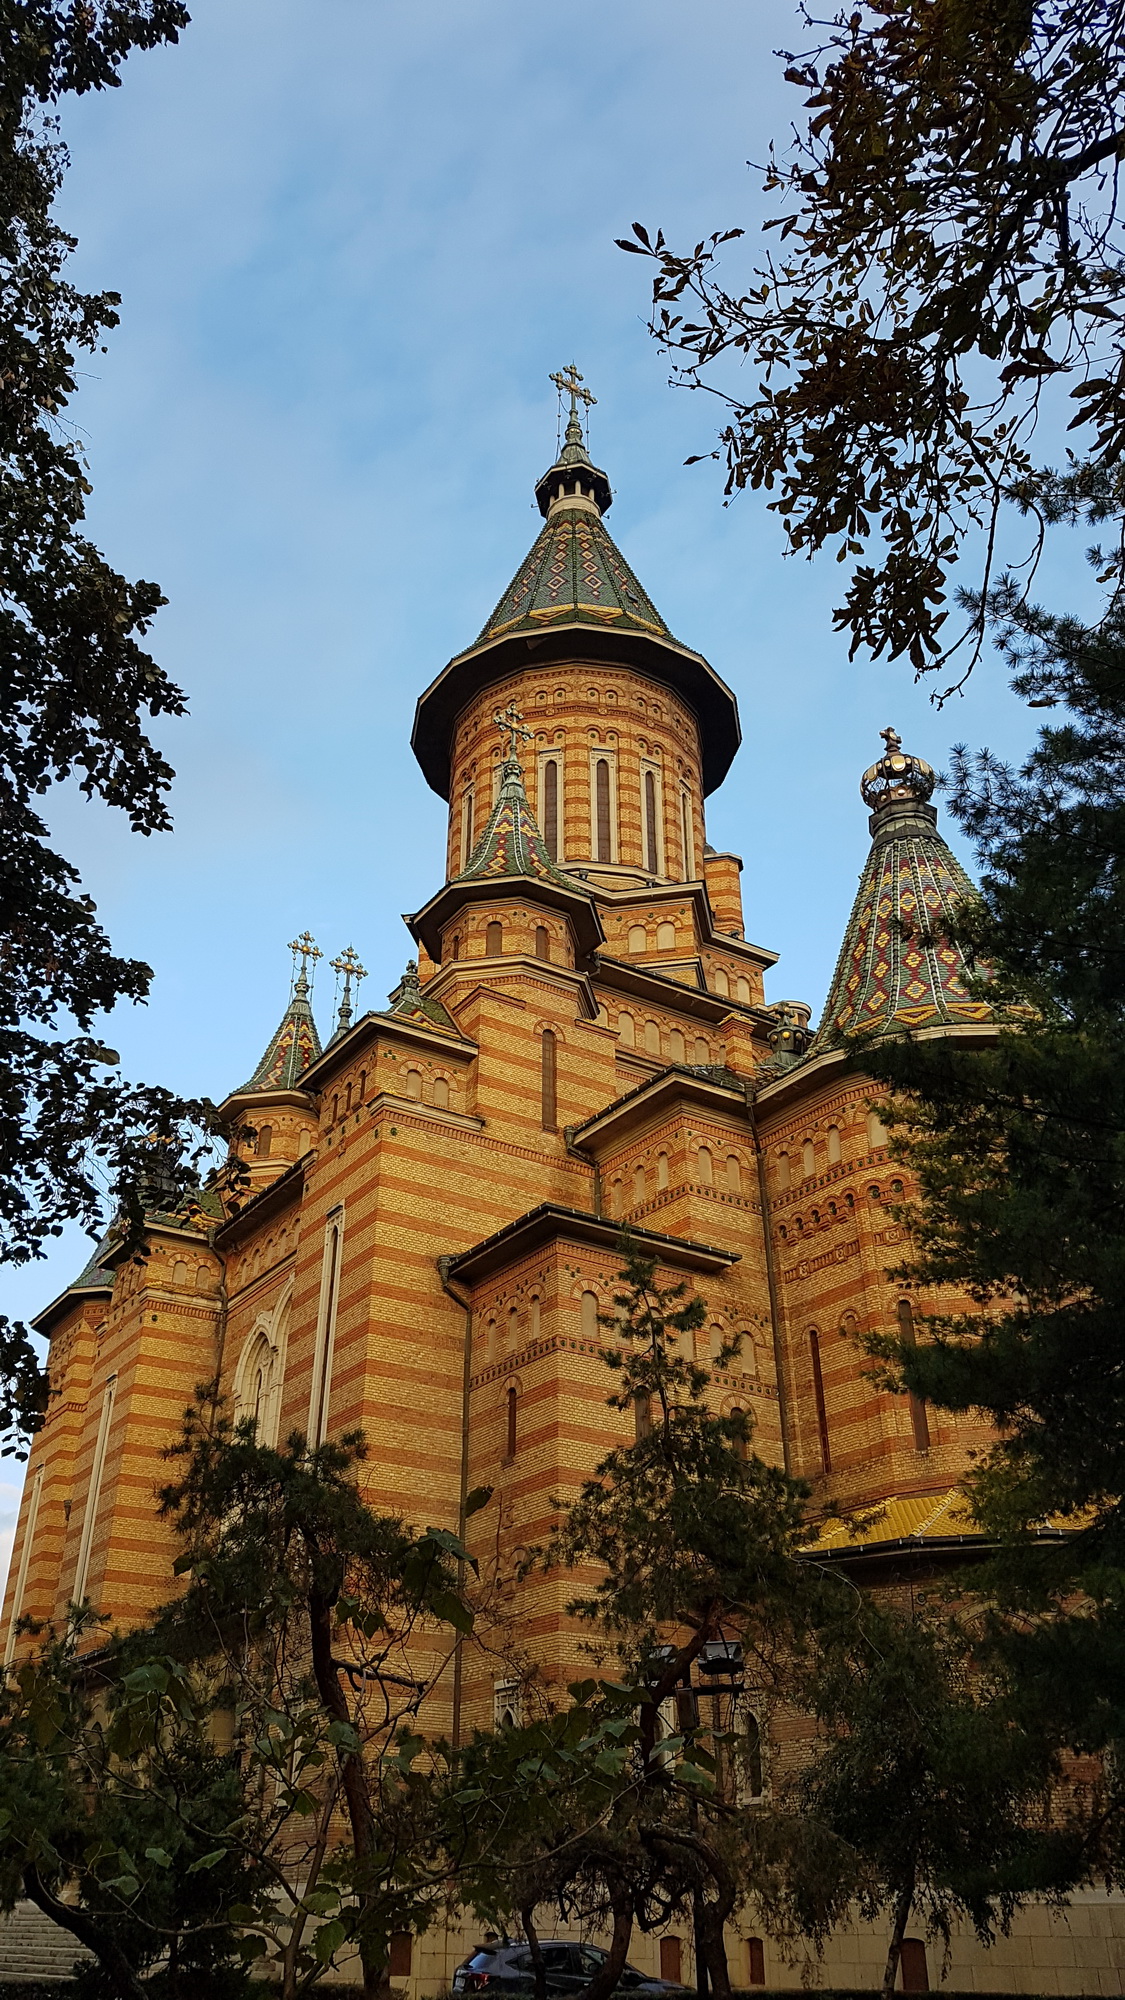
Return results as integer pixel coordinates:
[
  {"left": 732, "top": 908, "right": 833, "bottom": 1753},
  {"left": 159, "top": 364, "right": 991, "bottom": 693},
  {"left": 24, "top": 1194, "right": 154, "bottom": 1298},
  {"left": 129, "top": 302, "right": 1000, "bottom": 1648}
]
[
  {"left": 644, "top": 1019, "right": 661, "bottom": 1055},
  {"left": 635, "top": 1390, "right": 652, "bottom": 1441},
  {"left": 681, "top": 790, "right": 693, "bottom": 877},
  {"left": 618, "top": 1011, "right": 635, "bottom": 1047},
  {"left": 694, "top": 1036, "right": 709, "bottom": 1063},
  {"left": 827, "top": 1123, "right": 841, "bottom": 1164},
  {"left": 255, "top": 1124, "right": 272, "bottom": 1159},
  {"left": 897, "top": 1297, "right": 932, "bottom": 1450},
  {"left": 486, "top": 920, "right": 504, "bottom": 957},
  {"left": 195, "top": 1264, "right": 212, "bottom": 1293},
  {"left": 736, "top": 976, "right": 751, "bottom": 1003},
  {"left": 461, "top": 790, "right": 475, "bottom": 869},
  {"left": 358, "top": 1070, "right": 366, "bottom": 1103},
  {"left": 809, "top": 1330, "right": 831, "bottom": 1472},
  {"left": 331, "top": 1093, "right": 339, "bottom": 1125},
  {"left": 450, "top": 932, "right": 461, "bottom": 960},
  {"left": 530, "top": 1296, "right": 541, "bottom": 1340},
  {"left": 508, "top": 1304, "right": 520, "bottom": 1350},
  {"left": 595, "top": 758, "right": 612, "bottom": 860},
  {"left": 726, "top": 1154, "right": 742, "bottom": 1193},
  {"left": 657, "top": 921, "right": 676, "bottom": 951},
  {"left": 778, "top": 1150, "right": 791, "bottom": 1190},
  {"left": 172, "top": 1259, "right": 189, "bottom": 1288},
  {"left": 505, "top": 1384, "right": 518, "bottom": 1459},
  {"left": 644, "top": 768, "right": 659, "bottom": 875},
  {"left": 345, "top": 1082, "right": 353, "bottom": 1114},
  {"left": 713, "top": 966, "right": 729, "bottom": 997},
  {"left": 611, "top": 1177, "right": 624, "bottom": 1217},
  {"left": 580, "top": 1290, "right": 598, "bottom": 1339},
  {"left": 668, "top": 1028, "right": 685, "bottom": 1063},
  {"left": 543, "top": 758, "right": 559, "bottom": 859},
  {"left": 535, "top": 925, "right": 550, "bottom": 961},
  {"left": 657, "top": 1152, "right": 669, "bottom": 1190},
  {"left": 433, "top": 1076, "right": 449, "bottom": 1110},
  {"left": 802, "top": 1138, "right": 816, "bottom": 1180},
  {"left": 747, "top": 1939, "right": 766, "bottom": 1988},
  {"left": 633, "top": 1161, "right": 646, "bottom": 1206},
  {"left": 628, "top": 924, "right": 647, "bottom": 953},
  {"left": 729, "top": 1405, "right": 749, "bottom": 1463},
  {"left": 405, "top": 1068, "right": 422, "bottom": 1100},
  {"left": 236, "top": 1327, "right": 281, "bottom": 1445},
  {"left": 697, "top": 1146, "right": 713, "bottom": 1186},
  {"left": 541, "top": 1029, "right": 557, "bottom": 1132},
  {"left": 867, "top": 1108, "right": 888, "bottom": 1148}
]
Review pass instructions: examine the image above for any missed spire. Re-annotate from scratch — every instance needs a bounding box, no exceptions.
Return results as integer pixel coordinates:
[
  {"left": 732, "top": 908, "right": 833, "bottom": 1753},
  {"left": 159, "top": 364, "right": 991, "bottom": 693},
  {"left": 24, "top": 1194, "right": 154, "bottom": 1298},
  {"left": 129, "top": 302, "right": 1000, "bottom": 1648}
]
[
  {"left": 238, "top": 936, "right": 324, "bottom": 1092},
  {"left": 457, "top": 707, "right": 575, "bottom": 888},
  {"left": 386, "top": 957, "right": 458, "bottom": 1034},
  {"left": 330, "top": 944, "right": 367, "bottom": 1039},
  {"left": 811, "top": 729, "right": 992, "bottom": 1050}
]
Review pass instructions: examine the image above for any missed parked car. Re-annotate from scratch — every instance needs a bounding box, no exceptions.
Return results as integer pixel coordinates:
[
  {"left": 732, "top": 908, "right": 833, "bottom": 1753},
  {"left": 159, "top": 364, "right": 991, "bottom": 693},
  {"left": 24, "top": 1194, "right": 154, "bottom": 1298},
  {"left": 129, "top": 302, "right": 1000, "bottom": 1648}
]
[{"left": 453, "top": 1940, "right": 688, "bottom": 1997}]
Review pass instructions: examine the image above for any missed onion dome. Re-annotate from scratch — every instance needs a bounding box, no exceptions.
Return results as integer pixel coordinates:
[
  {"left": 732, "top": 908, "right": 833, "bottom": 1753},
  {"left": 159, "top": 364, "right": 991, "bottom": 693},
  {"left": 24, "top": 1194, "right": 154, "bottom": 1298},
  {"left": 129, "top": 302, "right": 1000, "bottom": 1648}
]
[
  {"left": 411, "top": 374, "right": 741, "bottom": 801},
  {"left": 811, "top": 728, "right": 992, "bottom": 1048}
]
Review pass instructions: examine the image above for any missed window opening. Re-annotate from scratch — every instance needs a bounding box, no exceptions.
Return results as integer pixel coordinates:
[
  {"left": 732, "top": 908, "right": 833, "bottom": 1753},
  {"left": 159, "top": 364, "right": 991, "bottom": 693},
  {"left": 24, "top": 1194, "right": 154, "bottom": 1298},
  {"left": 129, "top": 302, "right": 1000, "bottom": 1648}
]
[
  {"left": 485, "top": 920, "right": 503, "bottom": 956},
  {"left": 897, "top": 1297, "right": 932, "bottom": 1450},
  {"left": 826, "top": 1123, "right": 841, "bottom": 1164},
  {"left": 506, "top": 1384, "right": 518, "bottom": 1459},
  {"left": 433, "top": 1076, "right": 449, "bottom": 1110},
  {"left": 580, "top": 1290, "right": 598, "bottom": 1339},
  {"left": 543, "top": 759, "right": 559, "bottom": 859},
  {"left": 256, "top": 1125, "right": 272, "bottom": 1159},
  {"left": 697, "top": 1146, "right": 713, "bottom": 1185},
  {"left": 644, "top": 768, "right": 659, "bottom": 874},
  {"left": 595, "top": 757, "right": 612, "bottom": 860},
  {"left": 310, "top": 1217, "right": 343, "bottom": 1447},
  {"left": 809, "top": 1329, "right": 831, "bottom": 1472},
  {"left": 535, "top": 925, "right": 550, "bottom": 961},
  {"left": 541, "top": 1029, "right": 557, "bottom": 1131}
]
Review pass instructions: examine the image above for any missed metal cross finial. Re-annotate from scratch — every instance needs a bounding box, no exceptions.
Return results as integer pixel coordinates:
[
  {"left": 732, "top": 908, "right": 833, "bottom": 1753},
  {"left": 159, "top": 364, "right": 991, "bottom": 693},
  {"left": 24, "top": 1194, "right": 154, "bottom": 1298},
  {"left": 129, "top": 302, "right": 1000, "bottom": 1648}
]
[
  {"left": 494, "top": 703, "right": 533, "bottom": 760},
  {"left": 550, "top": 362, "right": 596, "bottom": 422},
  {"left": 330, "top": 944, "right": 367, "bottom": 1036},
  {"left": 880, "top": 725, "right": 903, "bottom": 755},
  {"left": 288, "top": 930, "right": 322, "bottom": 991}
]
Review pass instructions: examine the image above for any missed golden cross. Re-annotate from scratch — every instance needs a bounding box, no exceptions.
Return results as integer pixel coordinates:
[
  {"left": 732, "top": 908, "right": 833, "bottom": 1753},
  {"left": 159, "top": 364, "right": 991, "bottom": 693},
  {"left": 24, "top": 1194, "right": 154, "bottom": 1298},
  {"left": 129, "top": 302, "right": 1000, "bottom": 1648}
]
[
  {"left": 330, "top": 944, "right": 367, "bottom": 1034},
  {"left": 288, "top": 931, "right": 322, "bottom": 987},
  {"left": 879, "top": 726, "right": 903, "bottom": 755},
  {"left": 550, "top": 362, "right": 596, "bottom": 421},
  {"left": 494, "top": 703, "right": 533, "bottom": 760}
]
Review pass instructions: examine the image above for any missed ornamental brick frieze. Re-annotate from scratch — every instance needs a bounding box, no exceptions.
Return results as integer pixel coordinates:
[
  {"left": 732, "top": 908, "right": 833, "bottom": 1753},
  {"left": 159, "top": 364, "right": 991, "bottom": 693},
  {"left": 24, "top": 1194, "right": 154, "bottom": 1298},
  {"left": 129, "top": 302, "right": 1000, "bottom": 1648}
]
[{"left": 781, "top": 1238, "right": 861, "bottom": 1283}]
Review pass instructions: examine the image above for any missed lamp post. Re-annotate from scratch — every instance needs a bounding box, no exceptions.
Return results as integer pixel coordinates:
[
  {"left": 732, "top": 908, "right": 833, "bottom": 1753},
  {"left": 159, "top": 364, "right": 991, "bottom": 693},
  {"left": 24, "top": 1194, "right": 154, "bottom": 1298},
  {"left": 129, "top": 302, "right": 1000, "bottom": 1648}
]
[{"left": 645, "top": 1643, "right": 745, "bottom": 2000}]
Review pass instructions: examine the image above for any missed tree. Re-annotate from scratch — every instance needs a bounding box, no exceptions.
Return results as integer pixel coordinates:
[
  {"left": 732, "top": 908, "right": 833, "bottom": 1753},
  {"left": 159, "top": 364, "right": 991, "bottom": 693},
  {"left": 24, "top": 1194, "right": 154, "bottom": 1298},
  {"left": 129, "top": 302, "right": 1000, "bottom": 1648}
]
[
  {"left": 781, "top": 1591, "right": 1079, "bottom": 2000},
  {"left": 621, "top": 0, "right": 1125, "bottom": 683},
  {"left": 0, "top": 1, "right": 220, "bottom": 1460},
  {"left": 153, "top": 1396, "right": 486, "bottom": 1999},
  {"left": 547, "top": 1247, "right": 820, "bottom": 1997},
  {"left": 0, "top": 1615, "right": 261, "bottom": 2000}
]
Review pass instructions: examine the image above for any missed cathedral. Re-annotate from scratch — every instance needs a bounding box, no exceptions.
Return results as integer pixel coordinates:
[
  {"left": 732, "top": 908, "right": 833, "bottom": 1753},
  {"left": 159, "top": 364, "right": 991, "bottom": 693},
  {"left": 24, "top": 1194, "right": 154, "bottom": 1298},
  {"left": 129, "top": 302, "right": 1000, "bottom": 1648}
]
[{"left": 4, "top": 381, "right": 1120, "bottom": 1993}]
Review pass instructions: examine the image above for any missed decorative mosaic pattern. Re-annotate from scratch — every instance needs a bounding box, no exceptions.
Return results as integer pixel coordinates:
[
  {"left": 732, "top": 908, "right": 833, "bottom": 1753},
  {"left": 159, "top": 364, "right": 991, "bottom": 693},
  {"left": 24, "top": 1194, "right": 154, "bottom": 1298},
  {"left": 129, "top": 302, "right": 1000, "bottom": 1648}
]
[
  {"left": 474, "top": 510, "right": 671, "bottom": 646},
  {"left": 813, "top": 824, "right": 991, "bottom": 1047},
  {"left": 385, "top": 959, "right": 459, "bottom": 1035},
  {"left": 457, "top": 756, "right": 577, "bottom": 887},
  {"left": 240, "top": 973, "right": 323, "bottom": 1092}
]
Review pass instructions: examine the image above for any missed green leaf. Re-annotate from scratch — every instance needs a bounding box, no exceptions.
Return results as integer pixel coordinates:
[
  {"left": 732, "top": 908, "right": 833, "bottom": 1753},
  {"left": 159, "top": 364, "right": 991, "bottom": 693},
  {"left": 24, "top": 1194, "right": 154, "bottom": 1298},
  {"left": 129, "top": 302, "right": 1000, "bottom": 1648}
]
[
  {"left": 186, "top": 1848, "right": 226, "bottom": 1873},
  {"left": 314, "top": 1918, "right": 348, "bottom": 1965}
]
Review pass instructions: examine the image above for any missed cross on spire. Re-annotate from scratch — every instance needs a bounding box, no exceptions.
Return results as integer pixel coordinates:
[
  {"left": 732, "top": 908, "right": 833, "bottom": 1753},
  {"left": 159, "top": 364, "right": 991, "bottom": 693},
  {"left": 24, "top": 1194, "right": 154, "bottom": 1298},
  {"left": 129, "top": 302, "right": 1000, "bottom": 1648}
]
[
  {"left": 330, "top": 944, "right": 367, "bottom": 1036},
  {"left": 550, "top": 362, "right": 596, "bottom": 420},
  {"left": 289, "top": 930, "right": 322, "bottom": 992},
  {"left": 494, "top": 702, "right": 533, "bottom": 761},
  {"left": 880, "top": 726, "right": 903, "bottom": 755}
]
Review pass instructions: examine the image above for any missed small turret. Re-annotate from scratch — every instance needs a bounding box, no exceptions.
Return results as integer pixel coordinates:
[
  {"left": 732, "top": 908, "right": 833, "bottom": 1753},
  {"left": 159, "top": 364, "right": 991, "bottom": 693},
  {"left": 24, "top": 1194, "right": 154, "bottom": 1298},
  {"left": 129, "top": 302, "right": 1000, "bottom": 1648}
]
[{"left": 219, "top": 935, "right": 324, "bottom": 1190}]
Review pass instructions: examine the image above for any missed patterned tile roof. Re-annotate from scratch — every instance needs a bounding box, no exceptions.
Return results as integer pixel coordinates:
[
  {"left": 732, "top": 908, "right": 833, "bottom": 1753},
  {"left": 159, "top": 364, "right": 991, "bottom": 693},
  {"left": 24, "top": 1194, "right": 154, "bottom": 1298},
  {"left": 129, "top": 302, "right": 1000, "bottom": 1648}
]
[
  {"left": 238, "top": 969, "right": 323, "bottom": 1093},
  {"left": 812, "top": 733, "right": 991, "bottom": 1049},
  {"left": 475, "top": 508, "right": 672, "bottom": 646},
  {"left": 385, "top": 960, "right": 459, "bottom": 1035},
  {"left": 456, "top": 754, "right": 576, "bottom": 888}
]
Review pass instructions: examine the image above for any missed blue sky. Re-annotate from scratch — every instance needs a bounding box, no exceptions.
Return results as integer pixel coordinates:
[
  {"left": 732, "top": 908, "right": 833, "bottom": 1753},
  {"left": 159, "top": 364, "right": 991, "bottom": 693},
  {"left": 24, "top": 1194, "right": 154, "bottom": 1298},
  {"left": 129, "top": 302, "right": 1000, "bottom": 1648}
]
[{"left": 2, "top": 0, "right": 1078, "bottom": 1554}]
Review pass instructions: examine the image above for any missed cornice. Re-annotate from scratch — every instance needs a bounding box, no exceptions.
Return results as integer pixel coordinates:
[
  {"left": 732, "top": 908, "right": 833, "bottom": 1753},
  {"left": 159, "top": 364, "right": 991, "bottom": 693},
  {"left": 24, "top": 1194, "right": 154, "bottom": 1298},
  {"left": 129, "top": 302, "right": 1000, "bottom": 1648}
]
[{"left": 444, "top": 1201, "right": 740, "bottom": 1286}]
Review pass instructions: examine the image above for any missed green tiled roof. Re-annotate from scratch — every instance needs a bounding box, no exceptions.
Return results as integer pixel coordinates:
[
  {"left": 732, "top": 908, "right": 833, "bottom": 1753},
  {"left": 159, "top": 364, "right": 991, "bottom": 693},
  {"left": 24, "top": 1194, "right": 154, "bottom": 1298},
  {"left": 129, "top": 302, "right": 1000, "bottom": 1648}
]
[
  {"left": 476, "top": 509, "right": 671, "bottom": 645},
  {"left": 239, "top": 969, "right": 323, "bottom": 1093},
  {"left": 457, "top": 755, "right": 575, "bottom": 886},
  {"left": 385, "top": 960, "right": 459, "bottom": 1035}
]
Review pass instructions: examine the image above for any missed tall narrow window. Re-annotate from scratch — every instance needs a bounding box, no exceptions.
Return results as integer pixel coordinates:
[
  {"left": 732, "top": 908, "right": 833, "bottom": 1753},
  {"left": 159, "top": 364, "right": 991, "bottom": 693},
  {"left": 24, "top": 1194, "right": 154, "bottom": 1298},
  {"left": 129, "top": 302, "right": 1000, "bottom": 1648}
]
[
  {"left": 485, "top": 920, "right": 503, "bottom": 956},
  {"left": 681, "top": 790, "right": 693, "bottom": 877},
  {"left": 644, "top": 769, "right": 659, "bottom": 875},
  {"left": 461, "top": 790, "right": 475, "bottom": 870},
  {"left": 635, "top": 1390, "right": 652, "bottom": 1441},
  {"left": 535, "top": 925, "right": 550, "bottom": 961},
  {"left": 826, "top": 1123, "right": 841, "bottom": 1164},
  {"left": 310, "top": 1213, "right": 343, "bottom": 1447},
  {"left": 802, "top": 1139, "right": 816, "bottom": 1180},
  {"left": 747, "top": 1940, "right": 766, "bottom": 1988},
  {"left": 506, "top": 1384, "right": 518, "bottom": 1459},
  {"left": 611, "top": 1178, "right": 624, "bottom": 1216},
  {"left": 541, "top": 1029, "right": 557, "bottom": 1131},
  {"left": 633, "top": 1162, "right": 646, "bottom": 1206},
  {"left": 256, "top": 1124, "right": 272, "bottom": 1159},
  {"left": 727, "top": 1154, "right": 742, "bottom": 1193},
  {"left": 5, "top": 1463, "right": 44, "bottom": 1665},
  {"left": 595, "top": 758, "right": 612, "bottom": 860},
  {"left": 74, "top": 1374, "right": 117, "bottom": 1604},
  {"left": 543, "top": 759, "right": 559, "bottom": 859},
  {"left": 730, "top": 1405, "right": 749, "bottom": 1463},
  {"left": 697, "top": 1146, "right": 713, "bottom": 1186},
  {"left": 357, "top": 1070, "right": 366, "bottom": 1103},
  {"left": 405, "top": 1068, "right": 422, "bottom": 1100},
  {"left": 777, "top": 1150, "right": 791, "bottom": 1189},
  {"left": 668, "top": 1028, "right": 685, "bottom": 1063},
  {"left": 657, "top": 1152, "right": 669, "bottom": 1189},
  {"left": 618, "top": 1011, "right": 635, "bottom": 1047},
  {"left": 450, "top": 933, "right": 460, "bottom": 961},
  {"left": 580, "top": 1290, "right": 598, "bottom": 1338},
  {"left": 530, "top": 1296, "right": 541, "bottom": 1340},
  {"left": 867, "top": 1108, "right": 888, "bottom": 1148},
  {"left": 809, "top": 1329, "right": 831, "bottom": 1472},
  {"left": 433, "top": 1076, "right": 449, "bottom": 1110},
  {"left": 899, "top": 1941, "right": 929, "bottom": 1993},
  {"left": 713, "top": 967, "right": 729, "bottom": 997},
  {"left": 897, "top": 1298, "right": 932, "bottom": 1450}
]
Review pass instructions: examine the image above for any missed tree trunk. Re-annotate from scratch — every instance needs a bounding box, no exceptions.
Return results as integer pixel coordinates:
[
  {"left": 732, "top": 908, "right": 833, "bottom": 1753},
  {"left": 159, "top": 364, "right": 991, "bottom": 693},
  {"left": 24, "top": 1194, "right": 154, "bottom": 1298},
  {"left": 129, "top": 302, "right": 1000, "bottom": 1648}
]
[
  {"left": 307, "top": 1578, "right": 384, "bottom": 1999},
  {"left": 571, "top": 1888, "right": 634, "bottom": 2000},
  {"left": 521, "top": 1905, "right": 549, "bottom": 2000},
  {"left": 881, "top": 1871, "right": 916, "bottom": 2000},
  {"left": 22, "top": 1864, "right": 148, "bottom": 2000}
]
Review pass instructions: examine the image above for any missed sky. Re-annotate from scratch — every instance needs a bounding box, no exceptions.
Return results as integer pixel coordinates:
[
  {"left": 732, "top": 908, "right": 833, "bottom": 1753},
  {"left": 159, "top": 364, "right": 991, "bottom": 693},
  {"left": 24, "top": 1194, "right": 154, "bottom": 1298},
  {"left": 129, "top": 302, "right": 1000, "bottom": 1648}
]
[{"left": 0, "top": 0, "right": 1079, "bottom": 1564}]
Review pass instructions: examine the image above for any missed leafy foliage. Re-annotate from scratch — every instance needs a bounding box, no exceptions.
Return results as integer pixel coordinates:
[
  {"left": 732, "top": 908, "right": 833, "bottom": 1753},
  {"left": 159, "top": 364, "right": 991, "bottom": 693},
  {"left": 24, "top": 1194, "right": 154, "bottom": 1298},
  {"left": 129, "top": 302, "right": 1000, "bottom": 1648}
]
[{"left": 621, "top": 0, "right": 1125, "bottom": 679}]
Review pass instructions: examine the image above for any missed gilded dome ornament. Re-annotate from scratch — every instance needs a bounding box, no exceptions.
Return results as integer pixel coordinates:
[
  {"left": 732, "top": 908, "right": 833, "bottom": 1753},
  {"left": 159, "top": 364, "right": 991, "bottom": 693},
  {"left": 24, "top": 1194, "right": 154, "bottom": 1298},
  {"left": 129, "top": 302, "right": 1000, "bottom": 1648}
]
[{"left": 860, "top": 726, "right": 937, "bottom": 814}]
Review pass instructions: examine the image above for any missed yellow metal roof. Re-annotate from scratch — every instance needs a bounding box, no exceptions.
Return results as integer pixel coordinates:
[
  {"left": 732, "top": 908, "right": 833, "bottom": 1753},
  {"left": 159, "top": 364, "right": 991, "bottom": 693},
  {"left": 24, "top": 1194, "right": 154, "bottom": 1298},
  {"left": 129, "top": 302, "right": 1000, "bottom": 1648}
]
[{"left": 803, "top": 1487, "right": 982, "bottom": 1556}]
